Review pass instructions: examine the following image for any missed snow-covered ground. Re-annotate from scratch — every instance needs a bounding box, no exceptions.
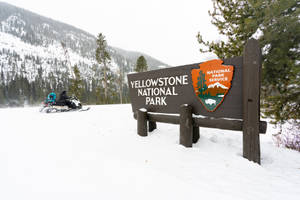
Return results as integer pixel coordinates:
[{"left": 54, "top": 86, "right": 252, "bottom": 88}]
[{"left": 0, "top": 104, "right": 299, "bottom": 200}]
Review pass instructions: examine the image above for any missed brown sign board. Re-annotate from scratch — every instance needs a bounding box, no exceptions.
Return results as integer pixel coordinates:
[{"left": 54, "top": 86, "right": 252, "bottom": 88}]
[
  {"left": 128, "top": 56, "right": 243, "bottom": 119},
  {"left": 129, "top": 39, "right": 265, "bottom": 164}
]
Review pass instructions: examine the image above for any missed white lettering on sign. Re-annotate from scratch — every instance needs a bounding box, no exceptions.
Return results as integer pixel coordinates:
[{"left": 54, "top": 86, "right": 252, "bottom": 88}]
[
  {"left": 131, "top": 75, "right": 189, "bottom": 106},
  {"left": 137, "top": 87, "right": 178, "bottom": 96},
  {"left": 206, "top": 69, "right": 230, "bottom": 75},
  {"left": 145, "top": 97, "right": 167, "bottom": 106},
  {"left": 131, "top": 75, "right": 188, "bottom": 89}
]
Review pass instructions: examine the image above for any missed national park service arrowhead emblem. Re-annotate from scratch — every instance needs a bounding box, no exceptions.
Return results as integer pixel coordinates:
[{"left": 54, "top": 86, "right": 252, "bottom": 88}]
[{"left": 191, "top": 59, "right": 234, "bottom": 112}]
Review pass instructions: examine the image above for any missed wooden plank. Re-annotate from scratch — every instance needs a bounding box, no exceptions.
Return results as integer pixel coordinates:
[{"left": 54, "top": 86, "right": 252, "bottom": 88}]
[
  {"left": 148, "top": 114, "right": 180, "bottom": 124},
  {"left": 242, "top": 39, "right": 261, "bottom": 164},
  {"left": 179, "top": 105, "right": 193, "bottom": 147},
  {"left": 133, "top": 112, "right": 267, "bottom": 133},
  {"left": 193, "top": 117, "right": 266, "bottom": 133}
]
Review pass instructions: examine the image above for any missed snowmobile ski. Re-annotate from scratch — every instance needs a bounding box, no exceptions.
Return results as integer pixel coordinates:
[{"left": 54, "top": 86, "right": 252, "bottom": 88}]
[
  {"left": 40, "top": 106, "right": 90, "bottom": 113},
  {"left": 79, "top": 107, "right": 90, "bottom": 112}
]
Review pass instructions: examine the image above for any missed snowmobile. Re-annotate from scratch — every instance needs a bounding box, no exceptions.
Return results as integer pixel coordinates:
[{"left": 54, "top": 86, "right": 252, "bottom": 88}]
[{"left": 40, "top": 94, "right": 89, "bottom": 113}]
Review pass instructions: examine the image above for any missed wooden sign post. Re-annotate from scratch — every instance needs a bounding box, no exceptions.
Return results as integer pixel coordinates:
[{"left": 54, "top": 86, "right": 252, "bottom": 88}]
[
  {"left": 243, "top": 39, "right": 262, "bottom": 164},
  {"left": 128, "top": 39, "right": 266, "bottom": 164}
]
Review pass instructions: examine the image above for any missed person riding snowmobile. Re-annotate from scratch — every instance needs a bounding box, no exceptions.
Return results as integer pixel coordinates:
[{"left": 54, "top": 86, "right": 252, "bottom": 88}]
[
  {"left": 58, "top": 91, "right": 69, "bottom": 102},
  {"left": 45, "top": 92, "right": 56, "bottom": 104},
  {"left": 55, "top": 91, "right": 73, "bottom": 108},
  {"left": 41, "top": 91, "right": 85, "bottom": 113}
]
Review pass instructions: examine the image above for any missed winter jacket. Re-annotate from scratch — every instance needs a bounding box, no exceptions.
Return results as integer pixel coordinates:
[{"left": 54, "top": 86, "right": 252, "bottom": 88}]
[
  {"left": 59, "top": 91, "right": 69, "bottom": 101},
  {"left": 47, "top": 92, "right": 56, "bottom": 103}
]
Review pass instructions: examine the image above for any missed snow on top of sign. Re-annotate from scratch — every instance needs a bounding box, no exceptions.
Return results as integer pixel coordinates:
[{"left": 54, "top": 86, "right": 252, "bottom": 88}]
[{"left": 139, "top": 108, "right": 147, "bottom": 112}]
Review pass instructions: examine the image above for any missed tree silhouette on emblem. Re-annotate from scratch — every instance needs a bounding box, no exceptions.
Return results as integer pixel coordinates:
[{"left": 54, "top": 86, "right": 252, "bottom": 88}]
[{"left": 197, "top": 70, "right": 207, "bottom": 96}]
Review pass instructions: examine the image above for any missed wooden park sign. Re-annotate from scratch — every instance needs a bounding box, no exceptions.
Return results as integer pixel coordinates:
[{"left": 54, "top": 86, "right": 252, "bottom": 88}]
[{"left": 127, "top": 39, "right": 267, "bottom": 164}]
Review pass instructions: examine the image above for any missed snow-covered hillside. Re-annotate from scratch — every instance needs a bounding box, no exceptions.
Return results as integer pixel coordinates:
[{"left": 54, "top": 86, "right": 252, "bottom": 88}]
[
  {"left": 0, "top": 2, "right": 168, "bottom": 80},
  {"left": 0, "top": 31, "right": 95, "bottom": 82},
  {"left": 0, "top": 2, "right": 170, "bottom": 106},
  {"left": 0, "top": 104, "right": 299, "bottom": 200},
  {"left": 0, "top": 11, "right": 134, "bottom": 82}
]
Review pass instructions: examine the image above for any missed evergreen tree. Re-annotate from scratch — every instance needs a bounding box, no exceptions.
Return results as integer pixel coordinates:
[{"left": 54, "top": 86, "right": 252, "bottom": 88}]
[
  {"left": 99, "top": 67, "right": 117, "bottom": 104},
  {"left": 197, "top": 0, "right": 300, "bottom": 126},
  {"left": 0, "top": 70, "right": 5, "bottom": 105},
  {"left": 0, "top": 84, "right": 5, "bottom": 105},
  {"left": 117, "top": 68, "right": 123, "bottom": 104},
  {"left": 95, "top": 33, "right": 111, "bottom": 104},
  {"left": 135, "top": 55, "right": 148, "bottom": 72},
  {"left": 69, "top": 65, "right": 84, "bottom": 100}
]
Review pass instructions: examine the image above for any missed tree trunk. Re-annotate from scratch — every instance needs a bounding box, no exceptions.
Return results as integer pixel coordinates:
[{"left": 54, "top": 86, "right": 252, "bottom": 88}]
[
  {"left": 104, "top": 63, "right": 107, "bottom": 103},
  {"left": 119, "top": 69, "right": 123, "bottom": 104}
]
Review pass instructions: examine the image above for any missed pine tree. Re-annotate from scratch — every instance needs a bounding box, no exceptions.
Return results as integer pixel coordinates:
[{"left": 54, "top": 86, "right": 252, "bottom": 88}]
[
  {"left": 197, "top": 0, "right": 300, "bottom": 126},
  {"left": 197, "top": 71, "right": 208, "bottom": 95},
  {"left": 135, "top": 56, "right": 148, "bottom": 72},
  {"left": 117, "top": 68, "right": 123, "bottom": 104},
  {"left": 95, "top": 33, "right": 111, "bottom": 104},
  {"left": 0, "top": 84, "right": 5, "bottom": 106},
  {"left": 69, "top": 65, "right": 84, "bottom": 100},
  {"left": 0, "top": 70, "right": 5, "bottom": 105}
]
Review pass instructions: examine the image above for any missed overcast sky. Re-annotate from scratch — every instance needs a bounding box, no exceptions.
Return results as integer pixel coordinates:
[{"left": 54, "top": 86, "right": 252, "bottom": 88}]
[{"left": 4, "top": 0, "right": 220, "bottom": 66}]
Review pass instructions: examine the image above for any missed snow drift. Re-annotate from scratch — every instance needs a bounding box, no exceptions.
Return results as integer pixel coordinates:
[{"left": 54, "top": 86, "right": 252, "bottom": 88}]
[{"left": 0, "top": 104, "right": 299, "bottom": 200}]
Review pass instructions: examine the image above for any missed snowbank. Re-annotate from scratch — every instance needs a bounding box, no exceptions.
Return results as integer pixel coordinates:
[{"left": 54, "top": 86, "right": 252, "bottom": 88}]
[{"left": 0, "top": 105, "right": 299, "bottom": 200}]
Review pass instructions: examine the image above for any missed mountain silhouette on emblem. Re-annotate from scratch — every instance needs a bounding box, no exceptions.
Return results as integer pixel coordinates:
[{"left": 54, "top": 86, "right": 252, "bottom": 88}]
[{"left": 207, "top": 82, "right": 228, "bottom": 89}]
